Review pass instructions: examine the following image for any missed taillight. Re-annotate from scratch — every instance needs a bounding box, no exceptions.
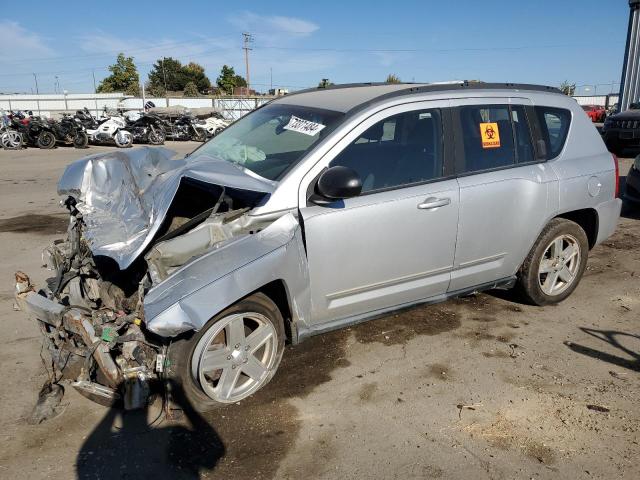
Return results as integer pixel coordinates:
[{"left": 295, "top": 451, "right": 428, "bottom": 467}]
[{"left": 612, "top": 153, "right": 620, "bottom": 198}]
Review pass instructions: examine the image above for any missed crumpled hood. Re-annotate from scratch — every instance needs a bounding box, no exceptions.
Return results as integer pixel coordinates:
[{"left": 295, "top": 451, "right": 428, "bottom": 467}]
[{"left": 58, "top": 147, "right": 276, "bottom": 269}]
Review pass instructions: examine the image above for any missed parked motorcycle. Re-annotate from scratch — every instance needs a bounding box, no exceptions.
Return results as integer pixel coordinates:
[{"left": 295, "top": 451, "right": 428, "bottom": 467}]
[
  {"left": 198, "top": 112, "right": 230, "bottom": 138},
  {"left": 76, "top": 108, "right": 133, "bottom": 148},
  {"left": 6, "top": 112, "right": 57, "bottom": 149},
  {"left": 126, "top": 112, "right": 165, "bottom": 145},
  {"left": 1, "top": 111, "right": 23, "bottom": 149},
  {"left": 162, "top": 114, "right": 207, "bottom": 142},
  {"left": 50, "top": 115, "right": 89, "bottom": 148}
]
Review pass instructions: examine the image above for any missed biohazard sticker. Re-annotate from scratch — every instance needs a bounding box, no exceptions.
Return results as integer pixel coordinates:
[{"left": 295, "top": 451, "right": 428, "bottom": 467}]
[
  {"left": 480, "top": 122, "right": 501, "bottom": 149},
  {"left": 283, "top": 115, "right": 326, "bottom": 136}
]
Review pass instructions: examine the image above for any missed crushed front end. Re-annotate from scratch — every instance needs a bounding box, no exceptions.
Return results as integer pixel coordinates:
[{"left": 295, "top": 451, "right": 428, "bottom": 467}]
[
  {"left": 14, "top": 147, "right": 278, "bottom": 410},
  {"left": 15, "top": 198, "right": 165, "bottom": 409}
]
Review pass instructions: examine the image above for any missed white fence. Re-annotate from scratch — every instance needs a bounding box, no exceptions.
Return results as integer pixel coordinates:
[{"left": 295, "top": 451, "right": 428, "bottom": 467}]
[
  {"left": 572, "top": 94, "right": 619, "bottom": 108},
  {"left": 0, "top": 93, "right": 273, "bottom": 120}
]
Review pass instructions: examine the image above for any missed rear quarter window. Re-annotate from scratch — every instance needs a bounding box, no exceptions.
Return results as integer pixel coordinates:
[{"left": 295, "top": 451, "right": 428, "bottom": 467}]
[{"left": 535, "top": 106, "right": 571, "bottom": 159}]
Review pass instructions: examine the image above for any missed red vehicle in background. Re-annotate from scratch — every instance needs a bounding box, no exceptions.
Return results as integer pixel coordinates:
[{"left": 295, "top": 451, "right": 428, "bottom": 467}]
[{"left": 582, "top": 104, "right": 606, "bottom": 123}]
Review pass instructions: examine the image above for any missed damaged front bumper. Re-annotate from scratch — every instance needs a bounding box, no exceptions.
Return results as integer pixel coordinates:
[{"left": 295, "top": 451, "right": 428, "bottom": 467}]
[{"left": 15, "top": 274, "right": 162, "bottom": 409}]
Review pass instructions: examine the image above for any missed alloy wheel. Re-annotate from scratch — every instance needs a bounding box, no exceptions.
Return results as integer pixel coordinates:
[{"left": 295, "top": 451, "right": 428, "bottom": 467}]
[
  {"left": 191, "top": 312, "right": 278, "bottom": 403},
  {"left": 538, "top": 234, "right": 581, "bottom": 296}
]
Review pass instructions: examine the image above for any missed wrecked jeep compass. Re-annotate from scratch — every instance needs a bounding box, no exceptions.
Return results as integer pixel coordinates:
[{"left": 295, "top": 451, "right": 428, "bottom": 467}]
[{"left": 15, "top": 82, "right": 621, "bottom": 410}]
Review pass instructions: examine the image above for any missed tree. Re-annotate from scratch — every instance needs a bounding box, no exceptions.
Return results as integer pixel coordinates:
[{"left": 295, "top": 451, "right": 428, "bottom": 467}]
[
  {"left": 560, "top": 81, "right": 576, "bottom": 96},
  {"left": 148, "top": 57, "right": 185, "bottom": 93},
  {"left": 386, "top": 74, "right": 401, "bottom": 84},
  {"left": 318, "top": 78, "right": 334, "bottom": 88},
  {"left": 97, "top": 53, "right": 140, "bottom": 96},
  {"left": 183, "top": 81, "right": 199, "bottom": 97},
  {"left": 234, "top": 75, "right": 247, "bottom": 88},
  {"left": 217, "top": 65, "right": 245, "bottom": 94},
  {"left": 182, "top": 62, "right": 211, "bottom": 92}
]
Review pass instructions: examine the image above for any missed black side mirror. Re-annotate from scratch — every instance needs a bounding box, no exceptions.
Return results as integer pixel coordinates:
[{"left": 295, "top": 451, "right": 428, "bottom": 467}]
[{"left": 310, "top": 166, "right": 362, "bottom": 205}]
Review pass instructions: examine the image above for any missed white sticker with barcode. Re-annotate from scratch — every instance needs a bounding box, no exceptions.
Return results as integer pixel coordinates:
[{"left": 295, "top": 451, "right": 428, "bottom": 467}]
[{"left": 283, "top": 115, "right": 326, "bottom": 136}]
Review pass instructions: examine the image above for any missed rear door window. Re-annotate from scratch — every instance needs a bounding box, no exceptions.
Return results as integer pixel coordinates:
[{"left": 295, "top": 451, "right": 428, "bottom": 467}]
[
  {"left": 457, "top": 104, "right": 538, "bottom": 174},
  {"left": 534, "top": 106, "right": 571, "bottom": 159},
  {"left": 458, "top": 105, "right": 516, "bottom": 173}
]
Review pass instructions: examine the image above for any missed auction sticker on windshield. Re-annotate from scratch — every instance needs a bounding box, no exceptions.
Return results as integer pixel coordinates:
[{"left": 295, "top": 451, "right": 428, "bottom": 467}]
[
  {"left": 480, "top": 122, "right": 501, "bottom": 149},
  {"left": 284, "top": 115, "right": 326, "bottom": 136}
]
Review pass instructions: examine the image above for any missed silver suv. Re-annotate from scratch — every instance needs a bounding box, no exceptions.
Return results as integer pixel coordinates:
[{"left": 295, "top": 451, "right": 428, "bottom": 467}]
[{"left": 15, "top": 82, "right": 621, "bottom": 410}]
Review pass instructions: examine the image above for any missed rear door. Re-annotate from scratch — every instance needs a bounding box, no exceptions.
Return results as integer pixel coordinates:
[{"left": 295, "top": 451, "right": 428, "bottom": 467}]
[{"left": 448, "top": 98, "right": 559, "bottom": 291}]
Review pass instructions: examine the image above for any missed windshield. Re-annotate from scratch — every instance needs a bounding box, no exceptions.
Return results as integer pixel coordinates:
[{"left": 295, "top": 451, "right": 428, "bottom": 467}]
[{"left": 193, "top": 103, "right": 344, "bottom": 181}]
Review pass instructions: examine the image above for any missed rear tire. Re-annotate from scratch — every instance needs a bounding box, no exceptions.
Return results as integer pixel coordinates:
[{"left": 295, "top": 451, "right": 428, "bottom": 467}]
[
  {"left": 167, "top": 292, "right": 285, "bottom": 412},
  {"left": 516, "top": 218, "right": 589, "bottom": 306},
  {"left": 36, "top": 131, "right": 56, "bottom": 149}
]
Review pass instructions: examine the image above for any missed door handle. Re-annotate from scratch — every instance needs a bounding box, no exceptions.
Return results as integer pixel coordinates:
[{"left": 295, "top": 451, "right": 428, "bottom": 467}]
[{"left": 417, "top": 197, "right": 451, "bottom": 210}]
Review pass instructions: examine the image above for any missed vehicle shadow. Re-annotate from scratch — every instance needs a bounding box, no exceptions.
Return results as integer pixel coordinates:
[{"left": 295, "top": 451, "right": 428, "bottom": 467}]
[
  {"left": 76, "top": 380, "right": 223, "bottom": 479},
  {"left": 564, "top": 327, "right": 640, "bottom": 372}
]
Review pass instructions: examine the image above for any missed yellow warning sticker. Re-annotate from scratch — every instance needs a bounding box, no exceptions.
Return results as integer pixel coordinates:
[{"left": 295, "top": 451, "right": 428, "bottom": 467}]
[{"left": 480, "top": 122, "right": 501, "bottom": 149}]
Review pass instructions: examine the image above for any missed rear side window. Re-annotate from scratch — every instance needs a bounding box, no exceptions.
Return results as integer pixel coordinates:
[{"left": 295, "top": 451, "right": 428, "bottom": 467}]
[
  {"left": 535, "top": 106, "right": 571, "bottom": 159},
  {"left": 457, "top": 104, "right": 536, "bottom": 174},
  {"left": 330, "top": 109, "right": 443, "bottom": 193},
  {"left": 458, "top": 105, "right": 515, "bottom": 172}
]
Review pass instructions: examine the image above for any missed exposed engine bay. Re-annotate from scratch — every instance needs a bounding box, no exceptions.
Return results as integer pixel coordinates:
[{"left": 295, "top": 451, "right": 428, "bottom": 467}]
[{"left": 14, "top": 147, "right": 286, "bottom": 410}]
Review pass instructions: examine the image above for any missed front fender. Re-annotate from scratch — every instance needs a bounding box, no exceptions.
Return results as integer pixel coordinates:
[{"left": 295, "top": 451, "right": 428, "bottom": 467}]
[{"left": 144, "top": 213, "right": 310, "bottom": 337}]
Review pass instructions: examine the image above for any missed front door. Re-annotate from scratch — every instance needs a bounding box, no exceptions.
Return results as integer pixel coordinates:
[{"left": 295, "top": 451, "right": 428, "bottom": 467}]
[{"left": 299, "top": 103, "right": 460, "bottom": 326}]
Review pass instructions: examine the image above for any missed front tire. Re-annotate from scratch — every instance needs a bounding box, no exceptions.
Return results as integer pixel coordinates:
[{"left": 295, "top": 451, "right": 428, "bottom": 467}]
[
  {"left": 114, "top": 130, "right": 133, "bottom": 148},
  {"left": 167, "top": 293, "right": 285, "bottom": 411},
  {"left": 73, "top": 131, "right": 89, "bottom": 148},
  {"left": 36, "top": 131, "right": 56, "bottom": 149},
  {"left": 191, "top": 127, "right": 206, "bottom": 142},
  {"left": 517, "top": 218, "right": 589, "bottom": 305}
]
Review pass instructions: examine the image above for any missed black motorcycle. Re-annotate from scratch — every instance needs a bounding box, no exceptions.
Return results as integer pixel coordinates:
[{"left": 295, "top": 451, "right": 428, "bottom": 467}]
[
  {"left": 49, "top": 115, "right": 89, "bottom": 148},
  {"left": 74, "top": 107, "right": 104, "bottom": 131},
  {"left": 126, "top": 112, "right": 165, "bottom": 145},
  {"left": 162, "top": 114, "right": 207, "bottom": 142},
  {"left": 9, "top": 112, "right": 57, "bottom": 149}
]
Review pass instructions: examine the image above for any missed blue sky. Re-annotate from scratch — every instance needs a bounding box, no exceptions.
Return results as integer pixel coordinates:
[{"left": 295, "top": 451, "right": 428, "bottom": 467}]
[{"left": 0, "top": 0, "right": 631, "bottom": 95}]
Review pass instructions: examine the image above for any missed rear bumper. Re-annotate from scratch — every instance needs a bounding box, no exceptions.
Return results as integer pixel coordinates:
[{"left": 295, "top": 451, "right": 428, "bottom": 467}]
[{"left": 595, "top": 197, "right": 622, "bottom": 245}]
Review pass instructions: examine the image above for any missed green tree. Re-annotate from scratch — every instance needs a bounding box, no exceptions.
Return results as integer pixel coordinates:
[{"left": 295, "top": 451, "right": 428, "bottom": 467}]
[
  {"left": 183, "top": 81, "right": 199, "bottom": 97},
  {"left": 318, "top": 78, "right": 334, "bottom": 88},
  {"left": 386, "top": 74, "right": 401, "bottom": 84},
  {"left": 182, "top": 62, "right": 211, "bottom": 92},
  {"left": 234, "top": 75, "right": 247, "bottom": 88},
  {"left": 560, "top": 80, "right": 576, "bottom": 96},
  {"left": 96, "top": 53, "right": 140, "bottom": 96},
  {"left": 148, "top": 57, "right": 185, "bottom": 93},
  {"left": 217, "top": 65, "right": 240, "bottom": 94}
]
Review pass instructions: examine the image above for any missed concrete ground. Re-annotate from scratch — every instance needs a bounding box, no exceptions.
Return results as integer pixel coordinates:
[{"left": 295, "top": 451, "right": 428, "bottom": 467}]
[{"left": 0, "top": 143, "right": 638, "bottom": 480}]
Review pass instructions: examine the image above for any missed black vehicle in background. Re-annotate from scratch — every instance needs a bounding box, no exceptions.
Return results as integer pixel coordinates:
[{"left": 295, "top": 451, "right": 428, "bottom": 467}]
[{"left": 602, "top": 103, "right": 640, "bottom": 155}]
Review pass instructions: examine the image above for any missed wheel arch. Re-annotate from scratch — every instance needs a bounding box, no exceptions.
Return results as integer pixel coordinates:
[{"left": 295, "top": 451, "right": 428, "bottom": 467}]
[{"left": 554, "top": 208, "right": 599, "bottom": 249}]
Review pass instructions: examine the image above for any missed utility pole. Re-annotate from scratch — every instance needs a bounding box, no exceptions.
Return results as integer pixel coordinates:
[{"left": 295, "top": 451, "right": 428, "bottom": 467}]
[
  {"left": 242, "top": 33, "right": 253, "bottom": 95},
  {"left": 162, "top": 56, "right": 169, "bottom": 107},
  {"left": 92, "top": 69, "right": 99, "bottom": 116},
  {"left": 270, "top": 67, "right": 273, "bottom": 92},
  {"left": 33, "top": 73, "right": 40, "bottom": 116}
]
